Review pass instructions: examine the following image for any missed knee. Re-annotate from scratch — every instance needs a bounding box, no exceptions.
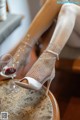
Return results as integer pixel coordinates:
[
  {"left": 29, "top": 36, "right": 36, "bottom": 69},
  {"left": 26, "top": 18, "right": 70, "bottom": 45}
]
[
  {"left": 57, "top": 4, "right": 77, "bottom": 26},
  {"left": 60, "top": 3, "right": 76, "bottom": 14}
]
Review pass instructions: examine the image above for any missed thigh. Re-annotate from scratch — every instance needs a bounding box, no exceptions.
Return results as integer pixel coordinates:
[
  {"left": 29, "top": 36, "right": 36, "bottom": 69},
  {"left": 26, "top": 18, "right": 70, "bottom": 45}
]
[{"left": 63, "top": 4, "right": 80, "bottom": 48}]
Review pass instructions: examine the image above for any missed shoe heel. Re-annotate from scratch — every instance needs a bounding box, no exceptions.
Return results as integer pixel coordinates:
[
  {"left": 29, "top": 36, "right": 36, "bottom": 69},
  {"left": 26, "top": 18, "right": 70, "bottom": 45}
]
[
  {"left": 46, "top": 79, "right": 52, "bottom": 95},
  {"left": 46, "top": 66, "right": 55, "bottom": 95}
]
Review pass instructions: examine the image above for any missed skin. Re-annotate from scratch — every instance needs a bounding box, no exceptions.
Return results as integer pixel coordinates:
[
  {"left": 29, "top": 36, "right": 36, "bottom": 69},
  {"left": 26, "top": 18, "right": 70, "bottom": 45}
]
[
  {"left": 10, "top": 0, "right": 80, "bottom": 60},
  {"left": 8, "top": 0, "right": 61, "bottom": 69},
  {"left": 1, "top": 0, "right": 80, "bottom": 82},
  {"left": 1, "top": 0, "right": 61, "bottom": 80},
  {"left": 24, "top": 1, "right": 80, "bottom": 83},
  {"left": 10, "top": 0, "right": 61, "bottom": 51}
]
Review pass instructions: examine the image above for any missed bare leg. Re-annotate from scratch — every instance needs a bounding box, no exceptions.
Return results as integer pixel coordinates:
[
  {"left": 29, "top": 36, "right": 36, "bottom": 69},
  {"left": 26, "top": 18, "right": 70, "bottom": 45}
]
[
  {"left": 25, "top": 3, "right": 77, "bottom": 80},
  {"left": 10, "top": 0, "right": 61, "bottom": 53},
  {"left": 24, "top": 0, "right": 61, "bottom": 46},
  {"left": 9, "top": 0, "right": 61, "bottom": 70},
  {"left": 15, "top": 3, "right": 80, "bottom": 91}
]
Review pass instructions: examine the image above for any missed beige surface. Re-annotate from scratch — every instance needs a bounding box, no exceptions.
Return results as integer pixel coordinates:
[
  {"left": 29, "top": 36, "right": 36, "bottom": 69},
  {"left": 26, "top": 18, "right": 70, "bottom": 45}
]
[{"left": 0, "top": 80, "right": 53, "bottom": 120}]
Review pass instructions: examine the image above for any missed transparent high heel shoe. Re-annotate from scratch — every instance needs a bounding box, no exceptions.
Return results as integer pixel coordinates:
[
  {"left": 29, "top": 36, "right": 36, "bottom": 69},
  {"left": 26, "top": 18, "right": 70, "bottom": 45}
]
[{"left": 15, "top": 50, "right": 59, "bottom": 95}]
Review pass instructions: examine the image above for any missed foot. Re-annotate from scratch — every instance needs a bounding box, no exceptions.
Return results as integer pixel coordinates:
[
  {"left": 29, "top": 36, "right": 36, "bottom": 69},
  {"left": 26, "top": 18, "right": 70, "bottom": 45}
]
[{"left": 15, "top": 50, "right": 58, "bottom": 90}]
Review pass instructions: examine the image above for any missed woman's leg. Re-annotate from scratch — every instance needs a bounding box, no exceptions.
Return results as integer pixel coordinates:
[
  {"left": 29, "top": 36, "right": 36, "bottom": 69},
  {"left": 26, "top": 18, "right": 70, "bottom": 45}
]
[
  {"left": 10, "top": 0, "right": 61, "bottom": 70},
  {"left": 46, "top": 3, "right": 80, "bottom": 54},
  {"left": 15, "top": 3, "right": 80, "bottom": 91},
  {"left": 24, "top": 0, "right": 61, "bottom": 46},
  {"left": 25, "top": 3, "right": 77, "bottom": 79}
]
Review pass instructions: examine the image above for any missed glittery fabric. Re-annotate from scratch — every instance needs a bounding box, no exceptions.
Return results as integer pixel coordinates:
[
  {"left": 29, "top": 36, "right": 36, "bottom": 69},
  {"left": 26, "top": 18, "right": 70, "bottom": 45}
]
[{"left": 26, "top": 51, "right": 56, "bottom": 83}]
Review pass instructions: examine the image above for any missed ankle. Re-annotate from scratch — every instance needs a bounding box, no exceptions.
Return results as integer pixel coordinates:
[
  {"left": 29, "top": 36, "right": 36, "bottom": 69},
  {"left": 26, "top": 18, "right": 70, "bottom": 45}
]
[
  {"left": 43, "top": 49, "right": 59, "bottom": 60},
  {"left": 39, "top": 50, "right": 57, "bottom": 65}
]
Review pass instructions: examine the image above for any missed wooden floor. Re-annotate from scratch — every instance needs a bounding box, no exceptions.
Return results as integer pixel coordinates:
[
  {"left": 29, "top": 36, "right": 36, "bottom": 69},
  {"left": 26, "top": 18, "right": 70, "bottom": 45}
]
[{"left": 50, "top": 70, "right": 80, "bottom": 120}]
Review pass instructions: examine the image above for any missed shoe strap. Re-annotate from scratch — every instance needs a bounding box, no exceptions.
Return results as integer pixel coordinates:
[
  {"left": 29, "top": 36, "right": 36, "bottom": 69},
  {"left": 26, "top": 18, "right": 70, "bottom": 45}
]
[
  {"left": 23, "top": 77, "right": 42, "bottom": 90},
  {"left": 46, "top": 50, "right": 59, "bottom": 60}
]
